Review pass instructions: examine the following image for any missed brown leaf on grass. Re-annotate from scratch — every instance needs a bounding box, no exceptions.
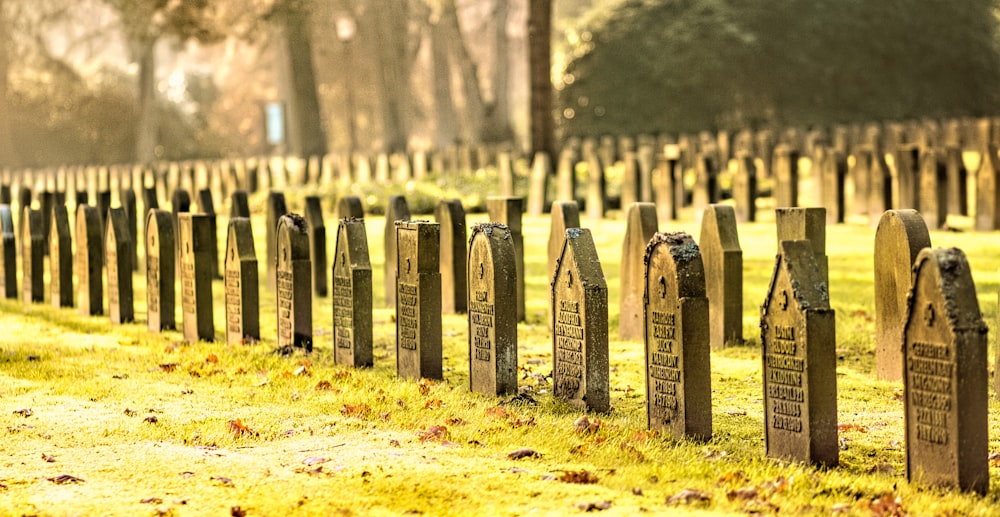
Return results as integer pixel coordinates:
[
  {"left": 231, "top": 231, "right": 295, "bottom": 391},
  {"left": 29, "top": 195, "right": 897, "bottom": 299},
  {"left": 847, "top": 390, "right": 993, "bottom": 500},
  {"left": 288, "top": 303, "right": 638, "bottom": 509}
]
[
  {"left": 837, "top": 423, "right": 868, "bottom": 433},
  {"left": 485, "top": 406, "right": 509, "bottom": 418},
  {"left": 13, "top": 408, "right": 32, "bottom": 417},
  {"left": 379, "top": 411, "right": 392, "bottom": 421},
  {"left": 424, "top": 399, "right": 444, "bottom": 409},
  {"left": 418, "top": 425, "right": 448, "bottom": 442},
  {"left": 315, "top": 380, "right": 333, "bottom": 391},
  {"left": 231, "top": 507, "right": 247, "bottom": 517},
  {"left": 575, "top": 500, "right": 612, "bottom": 511},
  {"left": 558, "top": 470, "right": 599, "bottom": 484},
  {"left": 333, "top": 370, "right": 351, "bottom": 379},
  {"left": 298, "top": 359, "right": 312, "bottom": 367},
  {"left": 619, "top": 444, "right": 645, "bottom": 461},
  {"left": 229, "top": 419, "right": 258, "bottom": 438},
  {"left": 124, "top": 408, "right": 137, "bottom": 417},
  {"left": 211, "top": 476, "right": 234, "bottom": 487},
  {"left": 159, "top": 363, "right": 179, "bottom": 373},
  {"left": 989, "top": 452, "right": 1000, "bottom": 467},
  {"left": 666, "top": 488, "right": 711, "bottom": 505},
  {"left": 864, "top": 493, "right": 905, "bottom": 517},
  {"left": 293, "top": 365, "right": 311, "bottom": 377},
  {"left": 205, "top": 354, "right": 218, "bottom": 364},
  {"left": 41, "top": 453, "right": 56, "bottom": 463},
  {"left": 507, "top": 448, "right": 541, "bottom": 460},
  {"left": 389, "top": 439, "right": 401, "bottom": 447},
  {"left": 726, "top": 487, "right": 759, "bottom": 502},
  {"left": 445, "top": 418, "right": 467, "bottom": 426},
  {"left": 629, "top": 430, "right": 659, "bottom": 442},
  {"left": 717, "top": 470, "right": 747, "bottom": 485},
  {"left": 569, "top": 444, "right": 588, "bottom": 455},
  {"left": 573, "top": 416, "right": 602, "bottom": 434},
  {"left": 418, "top": 378, "right": 435, "bottom": 395},
  {"left": 509, "top": 415, "right": 536, "bottom": 428},
  {"left": 340, "top": 404, "right": 372, "bottom": 419},
  {"left": 144, "top": 416, "right": 159, "bottom": 424},
  {"left": 869, "top": 463, "right": 895, "bottom": 475},
  {"left": 48, "top": 474, "right": 84, "bottom": 484},
  {"left": 140, "top": 497, "right": 163, "bottom": 504}
]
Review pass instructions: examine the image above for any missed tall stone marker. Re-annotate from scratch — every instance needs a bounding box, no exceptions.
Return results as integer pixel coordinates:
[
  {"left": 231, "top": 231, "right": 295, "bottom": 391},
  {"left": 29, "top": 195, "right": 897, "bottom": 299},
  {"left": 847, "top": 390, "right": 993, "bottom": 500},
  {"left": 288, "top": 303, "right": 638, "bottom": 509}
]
[
  {"left": 435, "top": 199, "right": 467, "bottom": 313},
  {"left": 699, "top": 204, "right": 743, "bottom": 349},
  {"left": 643, "top": 232, "right": 711, "bottom": 439},
  {"left": 974, "top": 146, "right": 1000, "bottom": 231},
  {"left": 50, "top": 204, "right": 73, "bottom": 308},
  {"left": 384, "top": 195, "right": 410, "bottom": 307},
  {"left": 230, "top": 190, "right": 250, "bottom": 218},
  {"left": 487, "top": 196, "right": 525, "bottom": 321},
  {"left": 106, "top": 207, "right": 134, "bottom": 323},
  {"left": 552, "top": 228, "right": 610, "bottom": 412},
  {"left": 874, "top": 210, "right": 931, "bottom": 380},
  {"left": 333, "top": 218, "right": 373, "bottom": 367},
  {"left": 75, "top": 205, "right": 103, "bottom": 315},
  {"left": 0, "top": 205, "right": 14, "bottom": 299},
  {"left": 179, "top": 213, "right": 214, "bottom": 342},
  {"left": 337, "top": 195, "right": 364, "bottom": 220},
  {"left": 266, "top": 191, "right": 288, "bottom": 291},
  {"left": 773, "top": 145, "right": 799, "bottom": 208},
  {"left": 197, "top": 188, "right": 220, "bottom": 279},
  {"left": 732, "top": 154, "right": 758, "bottom": 223},
  {"left": 918, "top": 150, "right": 948, "bottom": 229},
  {"left": 304, "top": 196, "right": 328, "bottom": 297},
  {"left": 21, "top": 208, "right": 44, "bottom": 303},
  {"left": 468, "top": 223, "right": 518, "bottom": 395},
  {"left": 145, "top": 209, "right": 175, "bottom": 331},
  {"left": 904, "top": 247, "right": 988, "bottom": 494},
  {"left": 276, "top": 213, "right": 313, "bottom": 352},
  {"left": 395, "top": 220, "right": 442, "bottom": 380},
  {"left": 775, "top": 207, "right": 828, "bottom": 285},
  {"left": 761, "top": 240, "right": 838, "bottom": 466},
  {"left": 224, "top": 217, "right": 259, "bottom": 344},
  {"left": 120, "top": 188, "right": 138, "bottom": 271},
  {"left": 619, "top": 202, "right": 658, "bottom": 340}
]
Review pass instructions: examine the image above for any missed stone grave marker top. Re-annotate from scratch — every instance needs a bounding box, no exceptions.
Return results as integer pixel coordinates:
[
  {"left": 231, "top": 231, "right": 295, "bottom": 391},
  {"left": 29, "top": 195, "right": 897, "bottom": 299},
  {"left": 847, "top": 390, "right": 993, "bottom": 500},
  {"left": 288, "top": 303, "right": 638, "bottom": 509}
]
[
  {"left": 620, "top": 202, "right": 658, "bottom": 340},
  {"left": 230, "top": 190, "right": 250, "bottom": 218},
  {"left": 468, "top": 223, "right": 518, "bottom": 395},
  {"left": 333, "top": 218, "right": 373, "bottom": 367},
  {"left": 395, "top": 220, "right": 442, "bottom": 380},
  {"left": 224, "top": 217, "right": 259, "bottom": 345},
  {"left": 145, "top": 209, "right": 176, "bottom": 331},
  {"left": 276, "top": 213, "right": 313, "bottom": 351},
  {"left": 337, "top": 196, "right": 365, "bottom": 219},
  {"left": 699, "top": 204, "right": 743, "bottom": 349}
]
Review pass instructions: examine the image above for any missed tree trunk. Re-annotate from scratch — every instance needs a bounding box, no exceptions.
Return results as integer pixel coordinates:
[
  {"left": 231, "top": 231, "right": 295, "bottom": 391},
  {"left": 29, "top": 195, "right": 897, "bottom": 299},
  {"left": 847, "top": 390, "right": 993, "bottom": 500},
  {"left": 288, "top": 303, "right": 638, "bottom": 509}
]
[
  {"left": 284, "top": 2, "right": 327, "bottom": 158},
  {"left": 440, "top": 0, "right": 483, "bottom": 145},
  {"left": 0, "top": 0, "right": 14, "bottom": 165},
  {"left": 370, "top": 2, "right": 413, "bottom": 154},
  {"left": 528, "top": 0, "right": 555, "bottom": 161},
  {"left": 135, "top": 37, "right": 157, "bottom": 164},
  {"left": 482, "top": 0, "right": 513, "bottom": 143},
  {"left": 431, "top": 14, "right": 459, "bottom": 149}
]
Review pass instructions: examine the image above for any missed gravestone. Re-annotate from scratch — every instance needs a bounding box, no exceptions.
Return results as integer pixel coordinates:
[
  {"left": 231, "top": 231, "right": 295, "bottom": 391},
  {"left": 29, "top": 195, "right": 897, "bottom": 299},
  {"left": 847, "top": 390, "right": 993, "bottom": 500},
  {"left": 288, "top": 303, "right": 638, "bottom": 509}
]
[
  {"left": 0, "top": 184, "right": 9, "bottom": 204},
  {"left": 893, "top": 145, "right": 920, "bottom": 209},
  {"left": 644, "top": 232, "right": 711, "bottom": 439},
  {"left": 171, "top": 188, "right": 191, "bottom": 222},
  {"left": 552, "top": 228, "right": 610, "bottom": 412},
  {"left": 654, "top": 148, "right": 680, "bottom": 222},
  {"left": 918, "top": 149, "right": 948, "bottom": 229},
  {"left": 395, "top": 220, "right": 442, "bottom": 380},
  {"left": 487, "top": 197, "right": 525, "bottom": 321},
  {"left": 224, "top": 217, "right": 259, "bottom": 344},
  {"left": 142, "top": 185, "right": 159, "bottom": 216},
  {"left": 820, "top": 150, "right": 847, "bottom": 224},
  {"left": 333, "top": 218, "right": 373, "bottom": 367},
  {"left": 197, "top": 188, "right": 220, "bottom": 279},
  {"left": 178, "top": 213, "right": 214, "bottom": 342},
  {"left": 337, "top": 195, "right": 364, "bottom": 219},
  {"left": 230, "top": 190, "right": 250, "bottom": 218},
  {"left": 775, "top": 207, "right": 828, "bottom": 285},
  {"left": 16, "top": 187, "right": 30, "bottom": 253},
  {"left": 904, "top": 247, "right": 988, "bottom": 494},
  {"left": 692, "top": 154, "right": 720, "bottom": 215},
  {"left": 276, "top": 213, "right": 313, "bottom": 351},
  {"left": 49, "top": 204, "right": 73, "bottom": 307},
  {"left": 732, "top": 154, "right": 758, "bottom": 223},
  {"left": 761, "top": 240, "right": 838, "bottom": 466},
  {"left": 95, "top": 190, "right": 111, "bottom": 241},
  {"left": 699, "top": 204, "right": 743, "bottom": 349},
  {"left": 619, "top": 203, "right": 658, "bottom": 340},
  {"left": 498, "top": 152, "right": 515, "bottom": 198},
  {"left": 435, "top": 199, "right": 467, "bottom": 313},
  {"left": 585, "top": 155, "right": 606, "bottom": 220},
  {"left": 773, "top": 145, "right": 799, "bottom": 208},
  {"left": 119, "top": 188, "right": 138, "bottom": 271},
  {"left": 974, "top": 146, "right": 1000, "bottom": 231},
  {"left": 468, "top": 223, "right": 518, "bottom": 395},
  {"left": 384, "top": 195, "right": 410, "bottom": 307},
  {"left": 548, "top": 201, "right": 580, "bottom": 286},
  {"left": 304, "top": 196, "right": 328, "bottom": 297},
  {"left": 75, "top": 204, "right": 103, "bottom": 315},
  {"left": 874, "top": 210, "right": 931, "bottom": 381},
  {"left": 145, "top": 209, "right": 175, "bottom": 331},
  {"left": 266, "top": 191, "right": 288, "bottom": 291},
  {"left": 21, "top": 207, "right": 44, "bottom": 303},
  {"left": 527, "top": 151, "right": 551, "bottom": 216},
  {"left": 556, "top": 148, "right": 577, "bottom": 203},
  {"left": 105, "top": 207, "right": 134, "bottom": 323},
  {"left": 944, "top": 147, "right": 968, "bottom": 216},
  {"left": 38, "top": 191, "right": 54, "bottom": 256},
  {"left": 620, "top": 152, "right": 640, "bottom": 210},
  {"left": 868, "top": 151, "right": 892, "bottom": 225}
]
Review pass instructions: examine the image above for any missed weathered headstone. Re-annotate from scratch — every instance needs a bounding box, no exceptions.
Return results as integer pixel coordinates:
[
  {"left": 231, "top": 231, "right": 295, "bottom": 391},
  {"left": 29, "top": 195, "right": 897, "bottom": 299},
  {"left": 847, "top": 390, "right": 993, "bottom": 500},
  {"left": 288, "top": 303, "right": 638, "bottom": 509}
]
[
  {"left": 230, "top": 190, "right": 250, "bottom": 218},
  {"left": 435, "top": 199, "right": 467, "bottom": 313},
  {"left": 266, "top": 191, "right": 288, "bottom": 291},
  {"left": 974, "top": 145, "right": 1000, "bottom": 231},
  {"left": 893, "top": 145, "right": 920, "bottom": 209},
  {"left": 49, "top": 204, "right": 73, "bottom": 308},
  {"left": 304, "top": 196, "right": 328, "bottom": 297},
  {"left": 197, "top": 188, "right": 220, "bottom": 279},
  {"left": 105, "top": 207, "right": 134, "bottom": 323},
  {"left": 276, "top": 213, "right": 313, "bottom": 351},
  {"left": 820, "top": 150, "right": 847, "bottom": 224},
  {"left": 619, "top": 203, "right": 658, "bottom": 340},
  {"left": 644, "top": 232, "right": 711, "bottom": 439},
  {"left": 585, "top": 155, "right": 606, "bottom": 220},
  {"left": 944, "top": 147, "right": 968, "bottom": 216},
  {"left": 16, "top": 187, "right": 30, "bottom": 255},
  {"left": 332, "top": 218, "right": 373, "bottom": 367},
  {"left": 773, "top": 145, "right": 799, "bottom": 208},
  {"left": 761, "top": 240, "right": 838, "bottom": 466},
  {"left": 699, "top": 204, "right": 743, "bottom": 349},
  {"left": 904, "top": 247, "right": 988, "bottom": 494},
  {"left": 38, "top": 190, "right": 54, "bottom": 256},
  {"left": 556, "top": 148, "right": 577, "bottom": 203},
  {"left": 527, "top": 151, "right": 551, "bottom": 216},
  {"left": 171, "top": 188, "right": 191, "bottom": 222},
  {"left": 384, "top": 195, "right": 410, "bottom": 307},
  {"left": 119, "top": 188, "right": 138, "bottom": 271},
  {"left": 552, "top": 228, "right": 610, "bottom": 412},
  {"left": 468, "top": 223, "right": 518, "bottom": 395},
  {"left": 21, "top": 207, "right": 44, "bottom": 303},
  {"left": 145, "top": 209, "right": 175, "bottom": 331},
  {"left": 178, "top": 213, "right": 214, "bottom": 342},
  {"left": 0, "top": 184, "right": 10, "bottom": 205},
  {"left": 691, "top": 155, "right": 719, "bottom": 215},
  {"left": 224, "top": 217, "right": 259, "bottom": 344},
  {"left": 142, "top": 185, "right": 159, "bottom": 216},
  {"left": 874, "top": 210, "right": 931, "bottom": 381},
  {"left": 654, "top": 148, "right": 680, "bottom": 222},
  {"left": 487, "top": 197, "right": 525, "bottom": 322},
  {"left": 620, "top": 152, "right": 640, "bottom": 210},
  {"left": 548, "top": 201, "right": 580, "bottom": 286},
  {"left": 95, "top": 190, "right": 111, "bottom": 242},
  {"left": 732, "top": 154, "right": 758, "bottom": 223},
  {"left": 75, "top": 204, "right": 103, "bottom": 315},
  {"left": 775, "top": 207, "right": 828, "bottom": 285},
  {"left": 918, "top": 149, "right": 948, "bottom": 229},
  {"left": 337, "top": 195, "right": 364, "bottom": 220},
  {"left": 498, "top": 152, "right": 515, "bottom": 198},
  {"left": 395, "top": 220, "right": 442, "bottom": 380},
  {"left": 868, "top": 151, "right": 891, "bottom": 225}
]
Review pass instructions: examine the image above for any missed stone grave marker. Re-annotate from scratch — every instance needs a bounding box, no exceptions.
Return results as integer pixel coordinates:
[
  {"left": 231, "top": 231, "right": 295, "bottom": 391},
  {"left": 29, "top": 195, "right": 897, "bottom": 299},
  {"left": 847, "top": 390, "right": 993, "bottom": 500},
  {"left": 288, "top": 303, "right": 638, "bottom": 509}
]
[
  {"left": 38, "top": 190, "right": 54, "bottom": 256},
  {"left": 918, "top": 149, "right": 948, "bottom": 229},
  {"left": 143, "top": 185, "right": 159, "bottom": 216},
  {"left": 732, "top": 154, "right": 758, "bottom": 223},
  {"left": 621, "top": 152, "right": 640, "bottom": 210},
  {"left": 266, "top": 191, "right": 288, "bottom": 291},
  {"left": 654, "top": 147, "right": 680, "bottom": 222},
  {"left": 893, "top": 145, "right": 920, "bottom": 209},
  {"left": 585, "top": 154, "right": 606, "bottom": 220},
  {"left": 761, "top": 240, "right": 838, "bottom": 466},
  {"left": 527, "top": 151, "right": 551, "bottom": 216},
  {"left": 337, "top": 195, "right": 364, "bottom": 219},
  {"left": 644, "top": 232, "right": 711, "bottom": 439},
  {"left": 552, "top": 228, "right": 610, "bottom": 412},
  {"left": 435, "top": 199, "right": 467, "bottom": 313},
  {"left": 171, "top": 188, "right": 191, "bottom": 222},
  {"left": 945, "top": 147, "right": 968, "bottom": 216},
  {"left": 548, "top": 201, "right": 580, "bottom": 286},
  {"left": 692, "top": 155, "right": 720, "bottom": 215},
  {"left": 0, "top": 184, "right": 9, "bottom": 204},
  {"left": 21, "top": 207, "right": 44, "bottom": 303},
  {"left": 904, "top": 247, "right": 988, "bottom": 494},
  {"left": 105, "top": 207, "right": 134, "bottom": 323},
  {"left": 16, "top": 186, "right": 30, "bottom": 253},
  {"left": 277, "top": 213, "right": 313, "bottom": 351},
  {"left": 50, "top": 204, "right": 73, "bottom": 307},
  {"left": 304, "top": 196, "right": 328, "bottom": 297},
  {"left": 224, "top": 217, "right": 259, "bottom": 344},
  {"left": 773, "top": 145, "right": 799, "bottom": 207},
  {"left": 178, "top": 213, "right": 214, "bottom": 342},
  {"left": 874, "top": 210, "right": 930, "bottom": 380},
  {"left": 498, "top": 152, "right": 514, "bottom": 198},
  {"left": 556, "top": 148, "right": 577, "bottom": 203},
  {"left": 487, "top": 196, "right": 525, "bottom": 321},
  {"left": 975, "top": 145, "right": 1000, "bottom": 231},
  {"left": 620, "top": 202, "right": 658, "bottom": 340},
  {"left": 75, "top": 204, "right": 103, "bottom": 315},
  {"left": 145, "top": 209, "right": 175, "bottom": 331},
  {"left": 468, "top": 223, "right": 518, "bottom": 395},
  {"left": 820, "top": 150, "right": 847, "bottom": 224},
  {"left": 384, "top": 195, "right": 410, "bottom": 307},
  {"left": 230, "top": 190, "right": 250, "bottom": 218},
  {"left": 775, "top": 207, "right": 828, "bottom": 285},
  {"left": 119, "top": 188, "right": 138, "bottom": 271},
  {"left": 868, "top": 151, "right": 891, "bottom": 225},
  {"left": 333, "top": 218, "right": 373, "bottom": 367},
  {"left": 197, "top": 188, "right": 220, "bottom": 279},
  {"left": 699, "top": 204, "right": 743, "bottom": 349},
  {"left": 395, "top": 220, "right": 442, "bottom": 380},
  {"left": 96, "top": 190, "right": 111, "bottom": 240}
]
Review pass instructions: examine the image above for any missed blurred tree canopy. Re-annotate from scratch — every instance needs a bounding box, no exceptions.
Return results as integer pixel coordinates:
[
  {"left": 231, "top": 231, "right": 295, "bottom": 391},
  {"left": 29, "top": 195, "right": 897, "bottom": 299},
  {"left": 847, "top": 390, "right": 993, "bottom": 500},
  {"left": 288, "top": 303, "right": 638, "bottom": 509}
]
[{"left": 557, "top": 0, "right": 1000, "bottom": 136}]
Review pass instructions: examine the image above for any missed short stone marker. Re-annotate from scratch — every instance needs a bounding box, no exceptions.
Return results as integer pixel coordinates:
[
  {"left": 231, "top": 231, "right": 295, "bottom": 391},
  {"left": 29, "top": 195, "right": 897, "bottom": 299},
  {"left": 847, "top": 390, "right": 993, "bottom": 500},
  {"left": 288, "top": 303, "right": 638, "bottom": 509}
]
[
  {"left": 732, "top": 154, "right": 757, "bottom": 222},
  {"left": 75, "top": 204, "right": 103, "bottom": 315},
  {"left": 266, "top": 191, "right": 288, "bottom": 291},
  {"left": 105, "top": 207, "right": 134, "bottom": 323},
  {"left": 384, "top": 195, "right": 410, "bottom": 307},
  {"left": 304, "top": 196, "right": 328, "bottom": 297},
  {"left": 120, "top": 188, "right": 138, "bottom": 271},
  {"left": 527, "top": 151, "right": 551, "bottom": 216},
  {"left": 868, "top": 151, "right": 892, "bottom": 224},
  {"left": 585, "top": 155, "right": 606, "bottom": 220},
  {"left": 974, "top": 146, "right": 1000, "bottom": 231},
  {"left": 0, "top": 184, "right": 9, "bottom": 205},
  {"left": 468, "top": 223, "right": 518, "bottom": 395},
  {"left": 230, "top": 190, "right": 250, "bottom": 218},
  {"left": 548, "top": 201, "right": 580, "bottom": 285},
  {"left": 775, "top": 207, "right": 828, "bottom": 285},
  {"left": 487, "top": 196, "right": 525, "bottom": 321},
  {"left": 893, "top": 145, "right": 920, "bottom": 209},
  {"left": 944, "top": 147, "right": 967, "bottom": 216},
  {"left": 276, "top": 213, "right": 313, "bottom": 351},
  {"left": 142, "top": 185, "right": 159, "bottom": 216},
  {"left": 904, "top": 247, "right": 988, "bottom": 494},
  {"left": 16, "top": 187, "right": 30, "bottom": 252},
  {"left": 874, "top": 210, "right": 931, "bottom": 381},
  {"left": 620, "top": 202, "right": 658, "bottom": 340},
  {"left": 395, "top": 220, "right": 442, "bottom": 380},
  {"left": 224, "top": 217, "right": 259, "bottom": 344},
  {"left": 178, "top": 213, "right": 214, "bottom": 342},
  {"left": 21, "top": 207, "right": 44, "bottom": 303},
  {"left": 918, "top": 149, "right": 948, "bottom": 229},
  {"left": 337, "top": 195, "right": 364, "bottom": 219},
  {"left": 761, "top": 240, "right": 838, "bottom": 466},
  {"left": 552, "top": 228, "right": 610, "bottom": 412},
  {"left": 332, "top": 218, "right": 373, "bottom": 367},
  {"left": 50, "top": 204, "right": 73, "bottom": 308},
  {"left": 38, "top": 191, "right": 54, "bottom": 256},
  {"left": 435, "top": 199, "right": 467, "bottom": 313},
  {"left": 820, "top": 150, "right": 847, "bottom": 224},
  {"left": 699, "top": 204, "right": 743, "bottom": 349},
  {"left": 773, "top": 145, "right": 799, "bottom": 208},
  {"left": 0, "top": 205, "right": 16, "bottom": 299},
  {"left": 145, "top": 209, "right": 175, "bottom": 331},
  {"left": 644, "top": 232, "right": 711, "bottom": 439},
  {"left": 197, "top": 188, "right": 220, "bottom": 279}
]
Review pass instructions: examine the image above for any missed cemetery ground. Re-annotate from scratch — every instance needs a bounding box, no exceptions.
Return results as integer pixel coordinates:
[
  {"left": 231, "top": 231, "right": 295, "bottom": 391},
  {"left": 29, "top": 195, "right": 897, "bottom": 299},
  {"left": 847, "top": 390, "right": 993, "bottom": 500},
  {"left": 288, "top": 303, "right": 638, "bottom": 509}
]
[{"left": 3, "top": 203, "right": 1000, "bottom": 516}]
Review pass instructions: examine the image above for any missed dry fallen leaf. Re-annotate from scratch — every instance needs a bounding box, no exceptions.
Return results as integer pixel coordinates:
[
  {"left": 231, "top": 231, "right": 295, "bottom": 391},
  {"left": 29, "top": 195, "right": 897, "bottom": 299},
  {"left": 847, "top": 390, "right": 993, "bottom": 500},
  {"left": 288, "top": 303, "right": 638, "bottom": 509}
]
[
  {"left": 159, "top": 363, "right": 179, "bottom": 373},
  {"left": 340, "top": 403, "right": 372, "bottom": 419},
  {"left": 507, "top": 448, "right": 541, "bottom": 460},
  {"left": 864, "top": 493, "right": 905, "bottom": 517},
  {"left": 231, "top": 507, "right": 247, "bottom": 517},
  {"left": 717, "top": 470, "right": 747, "bottom": 485},
  {"left": 575, "top": 500, "right": 612, "bottom": 511},
  {"left": 205, "top": 354, "right": 218, "bottom": 364},
  {"left": 293, "top": 365, "right": 311, "bottom": 376},
  {"left": 315, "top": 380, "right": 333, "bottom": 391},
  {"left": 573, "top": 416, "right": 602, "bottom": 434},
  {"left": 418, "top": 425, "right": 448, "bottom": 442},
  {"left": 666, "top": 488, "right": 712, "bottom": 505},
  {"left": 48, "top": 474, "right": 84, "bottom": 484},
  {"left": 989, "top": 452, "right": 1000, "bottom": 467},
  {"left": 558, "top": 470, "right": 599, "bottom": 484},
  {"left": 12, "top": 408, "right": 32, "bottom": 417},
  {"left": 837, "top": 423, "right": 868, "bottom": 433},
  {"left": 211, "top": 476, "right": 234, "bottom": 487},
  {"left": 41, "top": 453, "right": 56, "bottom": 463},
  {"left": 124, "top": 408, "right": 137, "bottom": 417},
  {"left": 229, "top": 419, "right": 258, "bottom": 438},
  {"left": 144, "top": 416, "right": 159, "bottom": 424},
  {"left": 423, "top": 399, "right": 444, "bottom": 409},
  {"left": 726, "top": 487, "right": 758, "bottom": 502},
  {"left": 418, "top": 378, "right": 435, "bottom": 395},
  {"left": 485, "top": 406, "right": 509, "bottom": 418},
  {"left": 140, "top": 497, "right": 164, "bottom": 504},
  {"left": 445, "top": 418, "right": 467, "bottom": 426}
]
